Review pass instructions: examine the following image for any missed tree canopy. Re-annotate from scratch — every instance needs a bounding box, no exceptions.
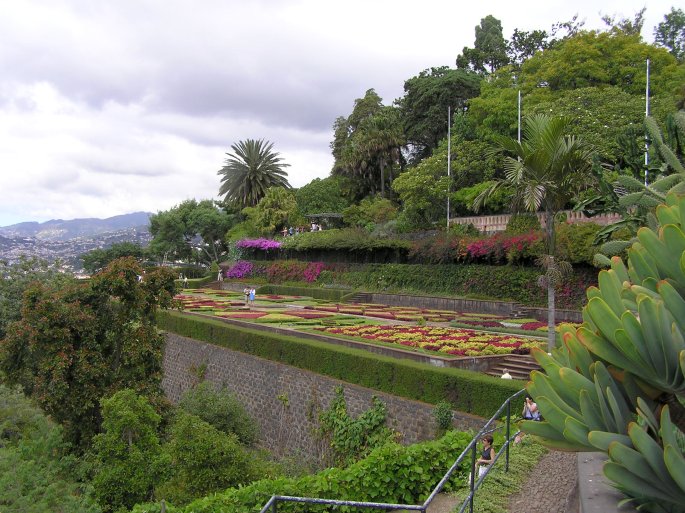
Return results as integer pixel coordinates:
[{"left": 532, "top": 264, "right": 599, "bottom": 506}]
[
  {"left": 0, "top": 257, "right": 177, "bottom": 449},
  {"left": 218, "top": 139, "right": 291, "bottom": 208}
]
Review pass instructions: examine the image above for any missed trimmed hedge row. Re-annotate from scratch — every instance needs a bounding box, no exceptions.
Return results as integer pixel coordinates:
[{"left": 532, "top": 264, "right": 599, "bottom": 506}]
[
  {"left": 256, "top": 284, "right": 356, "bottom": 302},
  {"left": 176, "top": 276, "right": 213, "bottom": 289},
  {"left": 157, "top": 311, "right": 522, "bottom": 418},
  {"left": 336, "top": 263, "right": 596, "bottom": 309}
]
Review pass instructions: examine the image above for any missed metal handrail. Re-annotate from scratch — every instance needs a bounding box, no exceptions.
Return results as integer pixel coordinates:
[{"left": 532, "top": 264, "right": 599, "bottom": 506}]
[{"left": 259, "top": 388, "right": 527, "bottom": 513}]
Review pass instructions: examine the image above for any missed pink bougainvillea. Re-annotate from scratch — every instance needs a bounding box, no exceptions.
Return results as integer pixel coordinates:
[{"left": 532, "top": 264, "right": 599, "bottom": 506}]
[{"left": 235, "top": 238, "right": 282, "bottom": 251}]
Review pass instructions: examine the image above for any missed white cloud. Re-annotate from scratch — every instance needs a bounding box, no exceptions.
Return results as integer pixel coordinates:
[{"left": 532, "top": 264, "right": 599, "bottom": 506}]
[{"left": 0, "top": 0, "right": 676, "bottom": 225}]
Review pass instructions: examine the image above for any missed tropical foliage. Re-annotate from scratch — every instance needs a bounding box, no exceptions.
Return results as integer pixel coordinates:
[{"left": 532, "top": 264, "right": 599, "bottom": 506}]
[
  {"left": 475, "top": 114, "right": 597, "bottom": 350},
  {"left": 218, "top": 139, "right": 291, "bottom": 208},
  {"left": 523, "top": 192, "right": 685, "bottom": 511}
]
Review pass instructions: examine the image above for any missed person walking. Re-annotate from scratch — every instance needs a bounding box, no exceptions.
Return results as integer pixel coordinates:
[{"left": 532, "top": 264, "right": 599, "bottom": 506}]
[{"left": 249, "top": 287, "right": 256, "bottom": 305}]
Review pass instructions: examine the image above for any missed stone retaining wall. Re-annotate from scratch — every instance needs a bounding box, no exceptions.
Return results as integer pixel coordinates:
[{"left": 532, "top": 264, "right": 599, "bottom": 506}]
[{"left": 162, "top": 333, "right": 484, "bottom": 460}]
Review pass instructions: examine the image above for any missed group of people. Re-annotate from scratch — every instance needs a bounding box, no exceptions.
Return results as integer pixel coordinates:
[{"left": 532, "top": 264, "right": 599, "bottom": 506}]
[
  {"left": 178, "top": 272, "right": 189, "bottom": 287},
  {"left": 243, "top": 287, "right": 256, "bottom": 306},
  {"left": 280, "top": 223, "right": 324, "bottom": 237}
]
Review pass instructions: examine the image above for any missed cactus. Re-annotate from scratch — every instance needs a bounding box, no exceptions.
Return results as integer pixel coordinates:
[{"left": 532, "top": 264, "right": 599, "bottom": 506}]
[{"left": 525, "top": 192, "right": 685, "bottom": 511}]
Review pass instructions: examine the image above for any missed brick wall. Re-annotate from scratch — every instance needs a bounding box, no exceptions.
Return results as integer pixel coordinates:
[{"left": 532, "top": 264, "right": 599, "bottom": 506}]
[{"left": 162, "top": 333, "right": 484, "bottom": 460}]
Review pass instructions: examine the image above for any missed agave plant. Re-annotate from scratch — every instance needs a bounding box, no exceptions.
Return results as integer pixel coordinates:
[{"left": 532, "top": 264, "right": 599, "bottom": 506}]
[{"left": 524, "top": 192, "right": 685, "bottom": 511}]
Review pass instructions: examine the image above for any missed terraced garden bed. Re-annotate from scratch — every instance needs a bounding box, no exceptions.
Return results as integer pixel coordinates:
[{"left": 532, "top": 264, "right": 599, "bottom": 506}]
[{"left": 174, "top": 290, "right": 546, "bottom": 357}]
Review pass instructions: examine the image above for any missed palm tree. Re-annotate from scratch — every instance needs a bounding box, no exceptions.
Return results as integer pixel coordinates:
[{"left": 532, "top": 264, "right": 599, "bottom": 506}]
[
  {"left": 474, "top": 114, "right": 597, "bottom": 351},
  {"left": 218, "top": 139, "right": 291, "bottom": 208}
]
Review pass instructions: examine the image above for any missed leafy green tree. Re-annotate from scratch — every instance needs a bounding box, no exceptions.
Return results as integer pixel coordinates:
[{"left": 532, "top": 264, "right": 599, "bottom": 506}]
[
  {"left": 456, "top": 15, "right": 509, "bottom": 74},
  {"left": 397, "top": 66, "right": 481, "bottom": 161},
  {"left": 600, "top": 7, "right": 645, "bottom": 36},
  {"left": 507, "top": 28, "right": 550, "bottom": 68},
  {"left": 0, "top": 385, "right": 101, "bottom": 513},
  {"left": 178, "top": 381, "right": 258, "bottom": 446},
  {"left": 519, "top": 30, "right": 681, "bottom": 96},
  {"left": 654, "top": 7, "right": 685, "bottom": 61},
  {"left": 0, "top": 257, "right": 177, "bottom": 449},
  {"left": 474, "top": 115, "right": 597, "bottom": 351},
  {"left": 248, "top": 186, "right": 299, "bottom": 236},
  {"left": 0, "top": 257, "right": 72, "bottom": 340},
  {"left": 149, "top": 200, "right": 234, "bottom": 264},
  {"left": 295, "top": 176, "right": 350, "bottom": 215},
  {"left": 218, "top": 139, "right": 291, "bottom": 208},
  {"left": 81, "top": 242, "right": 145, "bottom": 274},
  {"left": 332, "top": 94, "right": 405, "bottom": 199},
  {"left": 156, "top": 412, "right": 259, "bottom": 506},
  {"left": 91, "top": 390, "right": 168, "bottom": 512},
  {"left": 342, "top": 197, "right": 398, "bottom": 229}
]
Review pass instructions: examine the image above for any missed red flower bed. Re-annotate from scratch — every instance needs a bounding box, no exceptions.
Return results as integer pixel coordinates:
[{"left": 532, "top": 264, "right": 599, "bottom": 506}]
[
  {"left": 217, "top": 311, "right": 268, "bottom": 319},
  {"left": 281, "top": 310, "right": 333, "bottom": 319}
]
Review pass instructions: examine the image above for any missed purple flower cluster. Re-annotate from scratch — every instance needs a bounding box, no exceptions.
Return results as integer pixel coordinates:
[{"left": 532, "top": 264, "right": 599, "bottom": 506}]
[
  {"left": 235, "top": 238, "right": 282, "bottom": 251},
  {"left": 226, "top": 260, "right": 253, "bottom": 279}
]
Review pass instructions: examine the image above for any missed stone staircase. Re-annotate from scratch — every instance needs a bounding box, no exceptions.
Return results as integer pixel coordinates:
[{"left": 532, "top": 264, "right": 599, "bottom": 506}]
[
  {"left": 486, "top": 354, "right": 541, "bottom": 380},
  {"left": 345, "top": 292, "right": 373, "bottom": 304}
]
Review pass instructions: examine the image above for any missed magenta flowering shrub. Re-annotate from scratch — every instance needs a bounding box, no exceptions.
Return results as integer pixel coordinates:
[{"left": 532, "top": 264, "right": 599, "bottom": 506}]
[
  {"left": 465, "top": 231, "right": 543, "bottom": 264},
  {"left": 235, "top": 238, "right": 282, "bottom": 251},
  {"left": 226, "top": 260, "right": 253, "bottom": 279},
  {"left": 303, "top": 262, "right": 325, "bottom": 282}
]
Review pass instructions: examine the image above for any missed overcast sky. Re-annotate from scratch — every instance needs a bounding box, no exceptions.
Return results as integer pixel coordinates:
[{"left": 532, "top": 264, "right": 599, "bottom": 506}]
[{"left": 0, "top": 0, "right": 676, "bottom": 226}]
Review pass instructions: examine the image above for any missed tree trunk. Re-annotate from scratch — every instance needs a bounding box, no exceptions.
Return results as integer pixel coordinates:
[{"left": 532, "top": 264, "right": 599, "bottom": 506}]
[
  {"left": 547, "top": 277, "right": 556, "bottom": 352},
  {"left": 379, "top": 159, "right": 385, "bottom": 198},
  {"left": 545, "top": 210, "right": 556, "bottom": 352}
]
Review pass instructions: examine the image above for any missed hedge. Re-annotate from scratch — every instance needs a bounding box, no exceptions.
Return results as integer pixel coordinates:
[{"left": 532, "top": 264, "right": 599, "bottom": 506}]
[
  {"left": 175, "top": 276, "right": 213, "bottom": 289},
  {"left": 256, "top": 284, "right": 356, "bottom": 302},
  {"left": 157, "top": 311, "right": 523, "bottom": 418},
  {"left": 335, "top": 263, "right": 596, "bottom": 309}
]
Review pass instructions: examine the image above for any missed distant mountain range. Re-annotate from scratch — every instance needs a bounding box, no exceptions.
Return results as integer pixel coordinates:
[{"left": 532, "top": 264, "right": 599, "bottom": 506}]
[{"left": 0, "top": 212, "right": 152, "bottom": 241}]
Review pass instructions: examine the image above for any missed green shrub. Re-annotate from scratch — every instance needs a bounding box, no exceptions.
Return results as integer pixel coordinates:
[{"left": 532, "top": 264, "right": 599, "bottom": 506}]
[
  {"left": 554, "top": 222, "right": 602, "bottom": 265},
  {"left": 317, "top": 386, "right": 396, "bottom": 467},
  {"left": 0, "top": 385, "right": 101, "bottom": 513},
  {"left": 433, "top": 401, "right": 454, "bottom": 435},
  {"left": 91, "top": 390, "right": 168, "bottom": 513},
  {"left": 505, "top": 213, "right": 541, "bottom": 234},
  {"left": 157, "top": 312, "right": 522, "bottom": 417},
  {"left": 133, "top": 430, "right": 472, "bottom": 513},
  {"left": 155, "top": 412, "right": 260, "bottom": 506},
  {"left": 178, "top": 382, "right": 258, "bottom": 446}
]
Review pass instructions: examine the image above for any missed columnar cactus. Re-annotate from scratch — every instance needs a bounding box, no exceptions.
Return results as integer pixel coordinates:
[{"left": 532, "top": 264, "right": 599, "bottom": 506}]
[{"left": 524, "top": 192, "right": 685, "bottom": 512}]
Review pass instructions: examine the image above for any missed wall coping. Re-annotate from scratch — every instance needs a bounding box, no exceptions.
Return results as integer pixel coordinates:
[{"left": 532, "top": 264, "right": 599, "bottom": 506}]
[{"left": 577, "top": 453, "right": 637, "bottom": 513}]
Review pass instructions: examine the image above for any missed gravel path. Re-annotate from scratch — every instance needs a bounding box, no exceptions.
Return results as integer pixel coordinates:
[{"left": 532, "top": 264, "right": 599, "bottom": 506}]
[{"left": 508, "top": 450, "right": 578, "bottom": 513}]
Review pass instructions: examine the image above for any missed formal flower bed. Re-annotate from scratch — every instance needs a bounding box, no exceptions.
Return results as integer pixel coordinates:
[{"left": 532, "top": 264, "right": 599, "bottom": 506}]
[{"left": 313, "top": 325, "right": 540, "bottom": 356}]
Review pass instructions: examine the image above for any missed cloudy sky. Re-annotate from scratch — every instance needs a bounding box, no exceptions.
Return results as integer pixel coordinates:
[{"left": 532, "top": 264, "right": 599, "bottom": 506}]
[{"left": 0, "top": 0, "right": 675, "bottom": 226}]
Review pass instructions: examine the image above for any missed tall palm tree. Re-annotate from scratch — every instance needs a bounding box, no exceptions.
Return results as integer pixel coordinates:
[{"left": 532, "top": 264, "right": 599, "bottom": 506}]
[
  {"left": 218, "top": 139, "right": 291, "bottom": 208},
  {"left": 474, "top": 114, "right": 597, "bottom": 350}
]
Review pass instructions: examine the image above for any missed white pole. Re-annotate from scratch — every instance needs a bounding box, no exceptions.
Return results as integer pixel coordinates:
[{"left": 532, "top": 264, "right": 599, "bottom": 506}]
[
  {"left": 518, "top": 90, "right": 521, "bottom": 143},
  {"left": 645, "top": 58, "right": 650, "bottom": 186},
  {"left": 447, "top": 106, "right": 451, "bottom": 230}
]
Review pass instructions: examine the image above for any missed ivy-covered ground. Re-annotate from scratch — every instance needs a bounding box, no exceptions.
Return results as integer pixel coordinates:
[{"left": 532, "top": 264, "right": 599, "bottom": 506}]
[{"left": 174, "top": 289, "right": 569, "bottom": 357}]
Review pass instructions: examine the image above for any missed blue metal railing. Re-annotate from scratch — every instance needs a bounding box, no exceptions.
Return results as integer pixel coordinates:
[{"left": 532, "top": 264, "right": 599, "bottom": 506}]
[{"left": 259, "top": 388, "right": 527, "bottom": 513}]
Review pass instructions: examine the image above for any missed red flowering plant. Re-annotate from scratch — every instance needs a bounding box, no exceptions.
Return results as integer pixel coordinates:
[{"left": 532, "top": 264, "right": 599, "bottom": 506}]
[
  {"left": 303, "top": 262, "right": 326, "bottom": 282},
  {"left": 314, "top": 325, "right": 540, "bottom": 356}
]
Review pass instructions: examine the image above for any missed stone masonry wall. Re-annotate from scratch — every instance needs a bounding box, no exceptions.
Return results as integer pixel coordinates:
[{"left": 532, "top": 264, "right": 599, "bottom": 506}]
[{"left": 162, "top": 333, "right": 484, "bottom": 460}]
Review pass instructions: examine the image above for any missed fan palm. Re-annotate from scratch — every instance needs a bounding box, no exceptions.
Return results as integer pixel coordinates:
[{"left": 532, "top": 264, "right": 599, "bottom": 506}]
[
  {"left": 218, "top": 139, "right": 291, "bottom": 208},
  {"left": 474, "top": 114, "right": 598, "bottom": 350}
]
